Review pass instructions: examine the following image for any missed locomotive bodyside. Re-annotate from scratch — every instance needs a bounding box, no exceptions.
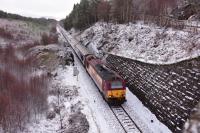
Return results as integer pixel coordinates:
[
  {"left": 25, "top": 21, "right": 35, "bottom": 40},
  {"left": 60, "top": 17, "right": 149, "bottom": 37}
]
[{"left": 85, "top": 57, "right": 126, "bottom": 103}]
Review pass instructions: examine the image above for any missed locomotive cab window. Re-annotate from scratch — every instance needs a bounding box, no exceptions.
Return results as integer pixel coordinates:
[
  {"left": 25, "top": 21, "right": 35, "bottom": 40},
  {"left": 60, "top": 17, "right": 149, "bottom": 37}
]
[{"left": 111, "top": 81, "right": 123, "bottom": 89}]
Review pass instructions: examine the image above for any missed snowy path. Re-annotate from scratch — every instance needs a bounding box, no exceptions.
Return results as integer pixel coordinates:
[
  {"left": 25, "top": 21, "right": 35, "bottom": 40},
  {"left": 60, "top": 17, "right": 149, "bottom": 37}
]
[{"left": 58, "top": 26, "right": 172, "bottom": 133}]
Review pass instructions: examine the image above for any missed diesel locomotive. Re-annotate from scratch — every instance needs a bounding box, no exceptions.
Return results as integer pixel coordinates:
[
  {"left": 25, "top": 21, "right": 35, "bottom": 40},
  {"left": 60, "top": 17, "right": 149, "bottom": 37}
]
[{"left": 74, "top": 43, "right": 126, "bottom": 104}]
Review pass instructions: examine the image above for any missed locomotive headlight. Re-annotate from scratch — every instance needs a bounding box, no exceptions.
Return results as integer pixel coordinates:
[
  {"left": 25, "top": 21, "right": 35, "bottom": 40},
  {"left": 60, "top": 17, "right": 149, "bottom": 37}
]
[{"left": 108, "top": 93, "right": 112, "bottom": 98}]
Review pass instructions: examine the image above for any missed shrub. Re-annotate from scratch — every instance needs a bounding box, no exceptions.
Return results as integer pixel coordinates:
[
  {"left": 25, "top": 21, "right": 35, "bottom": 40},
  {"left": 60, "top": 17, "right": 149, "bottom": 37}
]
[
  {"left": 41, "top": 33, "right": 49, "bottom": 45},
  {"left": 50, "top": 26, "right": 57, "bottom": 33},
  {"left": 41, "top": 32, "right": 58, "bottom": 45},
  {"left": 0, "top": 27, "right": 13, "bottom": 39},
  {"left": 0, "top": 44, "right": 49, "bottom": 132}
]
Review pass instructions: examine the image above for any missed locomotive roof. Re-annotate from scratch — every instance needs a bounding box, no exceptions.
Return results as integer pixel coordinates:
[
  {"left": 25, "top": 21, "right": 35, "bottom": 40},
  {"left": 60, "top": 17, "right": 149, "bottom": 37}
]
[
  {"left": 94, "top": 64, "right": 118, "bottom": 80},
  {"left": 87, "top": 56, "right": 121, "bottom": 80},
  {"left": 75, "top": 44, "right": 92, "bottom": 56}
]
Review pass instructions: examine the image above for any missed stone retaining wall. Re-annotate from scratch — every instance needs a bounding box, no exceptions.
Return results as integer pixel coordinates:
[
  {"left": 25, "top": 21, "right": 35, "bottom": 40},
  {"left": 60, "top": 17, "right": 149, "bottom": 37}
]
[{"left": 106, "top": 54, "right": 200, "bottom": 132}]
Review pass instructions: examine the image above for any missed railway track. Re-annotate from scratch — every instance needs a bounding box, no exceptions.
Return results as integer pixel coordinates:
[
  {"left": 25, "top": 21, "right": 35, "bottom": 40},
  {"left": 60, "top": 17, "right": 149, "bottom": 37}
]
[
  {"left": 58, "top": 26, "right": 142, "bottom": 133},
  {"left": 110, "top": 105, "right": 142, "bottom": 133}
]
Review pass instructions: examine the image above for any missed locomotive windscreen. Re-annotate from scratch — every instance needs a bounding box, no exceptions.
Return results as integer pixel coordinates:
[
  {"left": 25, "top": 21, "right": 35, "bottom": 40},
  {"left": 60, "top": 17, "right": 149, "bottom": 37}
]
[{"left": 111, "top": 81, "right": 123, "bottom": 89}]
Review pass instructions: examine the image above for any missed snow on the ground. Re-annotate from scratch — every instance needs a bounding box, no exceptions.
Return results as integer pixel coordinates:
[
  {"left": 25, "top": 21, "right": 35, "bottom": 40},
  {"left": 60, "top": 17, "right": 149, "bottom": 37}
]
[
  {"left": 0, "top": 18, "right": 50, "bottom": 47},
  {"left": 25, "top": 66, "right": 91, "bottom": 133},
  {"left": 55, "top": 66, "right": 101, "bottom": 133},
  {"left": 25, "top": 63, "right": 116, "bottom": 133},
  {"left": 0, "top": 19, "right": 59, "bottom": 132},
  {"left": 123, "top": 89, "right": 171, "bottom": 133},
  {"left": 60, "top": 28, "right": 172, "bottom": 133},
  {"left": 78, "top": 22, "right": 200, "bottom": 64}
]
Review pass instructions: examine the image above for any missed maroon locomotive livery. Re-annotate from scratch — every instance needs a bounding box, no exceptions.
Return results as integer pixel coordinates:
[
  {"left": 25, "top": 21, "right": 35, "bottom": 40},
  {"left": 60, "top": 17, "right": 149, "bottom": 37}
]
[{"left": 85, "top": 56, "right": 126, "bottom": 103}]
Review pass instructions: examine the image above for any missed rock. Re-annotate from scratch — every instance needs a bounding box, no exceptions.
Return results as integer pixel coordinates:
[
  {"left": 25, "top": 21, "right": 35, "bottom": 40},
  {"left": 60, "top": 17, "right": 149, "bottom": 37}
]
[
  {"left": 128, "top": 37, "right": 133, "bottom": 42},
  {"left": 65, "top": 111, "right": 89, "bottom": 133},
  {"left": 188, "top": 14, "right": 200, "bottom": 21},
  {"left": 27, "top": 44, "right": 74, "bottom": 72},
  {"left": 64, "top": 86, "right": 78, "bottom": 99},
  {"left": 46, "top": 110, "right": 56, "bottom": 120},
  {"left": 70, "top": 101, "right": 83, "bottom": 113},
  {"left": 54, "top": 106, "right": 61, "bottom": 114},
  {"left": 183, "top": 102, "right": 200, "bottom": 133}
]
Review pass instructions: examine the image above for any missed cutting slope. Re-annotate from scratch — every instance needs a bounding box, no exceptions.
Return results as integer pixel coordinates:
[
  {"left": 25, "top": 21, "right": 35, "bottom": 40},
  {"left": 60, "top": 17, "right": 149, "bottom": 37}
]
[{"left": 79, "top": 22, "right": 200, "bottom": 64}]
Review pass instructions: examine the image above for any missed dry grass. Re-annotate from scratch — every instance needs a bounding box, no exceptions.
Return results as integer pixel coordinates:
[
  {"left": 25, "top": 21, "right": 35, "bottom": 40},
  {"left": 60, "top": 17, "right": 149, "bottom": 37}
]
[{"left": 41, "top": 32, "right": 58, "bottom": 45}]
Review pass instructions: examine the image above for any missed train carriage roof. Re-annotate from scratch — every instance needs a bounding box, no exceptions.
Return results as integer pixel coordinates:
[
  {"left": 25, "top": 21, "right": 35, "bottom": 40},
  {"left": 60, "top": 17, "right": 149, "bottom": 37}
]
[{"left": 75, "top": 44, "right": 93, "bottom": 56}]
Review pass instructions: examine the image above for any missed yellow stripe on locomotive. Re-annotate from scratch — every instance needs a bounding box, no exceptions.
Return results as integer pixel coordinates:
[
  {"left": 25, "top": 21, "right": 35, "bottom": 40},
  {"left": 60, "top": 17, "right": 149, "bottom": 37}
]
[{"left": 107, "top": 90, "right": 126, "bottom": 99}]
